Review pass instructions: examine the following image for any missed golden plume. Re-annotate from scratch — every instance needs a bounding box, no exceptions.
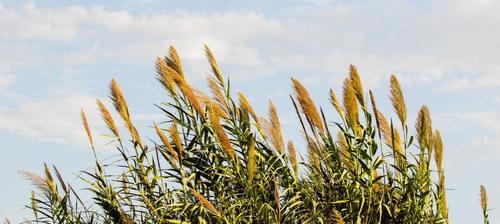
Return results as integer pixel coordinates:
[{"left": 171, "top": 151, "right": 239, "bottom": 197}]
[
  {"left": 390, "top": 75, "right": 407, "bottom": 126},
  {"left": 43, "top": 164, "right": 56, "bottom": 194},
  {"left": 307, "top": 137, "right": 321, "bottom": 169},
  {"left": 287, "top": 140, "right": 298, "bottom": 176},
  {"left": 165, "top": 46, "right": 184, "bottom": 78},
  {"left": 433, "top": 130, "right": 443, "bottom": 172},
  {"left": 332, "top": 209, "right": 346, "bottom": 224},
  {"left": 196, "top": 89, "right": 228, "bottom": 119},
  {"left": 177, "top": 81, "right": 205, "bottom": 116},
  {"left": 31, "top": 191, "right": 38, "bottom": 221},
  {"left": 376, "top": 110, "right": 403, "bottom": 161},
  {"left": 416, "top": 106, "right": 433, "bottom": 150},
  {"left": 207, "top": 76, "right": 228, "bottom": 112},
  {"left": 268, "top": 101, "right": 285, "bottom": 154},
  {"left": 80, "top": 109, "right": 94, "bottom": 149},
  {"left": 168, "top": 122, "right": 184, "bottom": 161},
  {"left": 238, "top": 92, "right": 265, "bottom": 137},
  {"left": 204, "top": 45, "right": 225, "bottom": 84},
  {"left": 337, "top": 131, "right": 353, "bottom": 171},
  {"left": 480, "top": 185, "right": 488, "bottom": 218},
  {"left": 209, "top": 103, "right": 236, "bottom": 160},
  {"left": 155, "top": 57, "right": 177, "bottom": 95},
  {"left": 190, "top": 188, "right": 221, "bottom": 216},
  {"left": 343, "top": 78, "right": 359, "bottom": 134},
  {"left": 110, "top": 79, "right": 144, "bottom": 148},
  {"left": 291, "top": 78, "right": 325, "bottom": 133},
  {"left": 349, "top": 65, "right": 365, "bottom": 107},
  {"left": 439, "top": 173, "right": 448, "bottom": 220},
  {"left": 154, "top": 122, "right": 179, "bottom": 162},
  {"left": 247, "top": 135, "right": 256, "bottom": 183},
  {"left": 96, "top": 99, "right": 121, "bottom": 142},
  {"left": 329, "top": 89, "right": 345, "bottom": 120}
]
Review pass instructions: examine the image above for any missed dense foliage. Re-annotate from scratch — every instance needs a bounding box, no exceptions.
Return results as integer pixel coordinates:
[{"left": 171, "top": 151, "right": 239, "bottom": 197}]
[{"left": 21, "top": 46, "right": 489, "bottom": 223}]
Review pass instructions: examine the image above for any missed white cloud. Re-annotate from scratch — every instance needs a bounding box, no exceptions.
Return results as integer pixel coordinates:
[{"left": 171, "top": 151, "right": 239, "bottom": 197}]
[{"left": 0, "top": 90, "right": 98, "bottom": 145}]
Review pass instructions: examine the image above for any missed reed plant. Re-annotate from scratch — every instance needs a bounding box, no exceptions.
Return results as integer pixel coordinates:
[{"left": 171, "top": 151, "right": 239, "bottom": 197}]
[{"left": 21, "top": 45, "right": 485, "bottom": 223}]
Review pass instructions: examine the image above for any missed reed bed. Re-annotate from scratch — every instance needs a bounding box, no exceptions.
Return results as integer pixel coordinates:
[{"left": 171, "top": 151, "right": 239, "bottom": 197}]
[{"left": 21, "top": 46, "right": 489, "bottom": 223}]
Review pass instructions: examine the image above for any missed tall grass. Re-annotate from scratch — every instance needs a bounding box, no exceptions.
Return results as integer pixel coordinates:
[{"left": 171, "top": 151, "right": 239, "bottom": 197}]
[{"left": 21, "top": 45, "right": 486, "bottom": 223}]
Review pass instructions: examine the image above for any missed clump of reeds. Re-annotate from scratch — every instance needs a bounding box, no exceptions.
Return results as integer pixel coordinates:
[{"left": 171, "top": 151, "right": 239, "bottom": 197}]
[{"left": 21, "top": 45, "right": 488, "bottom": 223}]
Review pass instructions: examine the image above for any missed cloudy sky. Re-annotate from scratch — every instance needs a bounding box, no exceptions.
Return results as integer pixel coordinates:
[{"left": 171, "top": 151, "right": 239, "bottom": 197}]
[{"left": 1, "top": 0, "right": 499, "bottom": 222}]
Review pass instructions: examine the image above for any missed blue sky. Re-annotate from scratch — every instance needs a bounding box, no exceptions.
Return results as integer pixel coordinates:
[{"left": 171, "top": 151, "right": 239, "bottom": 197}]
[{"left": 1, "top": 0, "right": 500, "bottom": 222}]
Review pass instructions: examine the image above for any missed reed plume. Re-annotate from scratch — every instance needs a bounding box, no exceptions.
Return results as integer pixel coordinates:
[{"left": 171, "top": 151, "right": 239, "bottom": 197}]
[
  {"left": 433, "top": 130, "right": 443, "bottom": 172},
  {"left": 343, "top": 78, "right": 359, "bottom": 134},
  {"left": 165, "top": 46, "right": 184, "bottom": 77},
  {"left": 332, "top": 209, "right": 345, "bottom": 224},
  {"left": 416, "top": 106, "right": 433, "bottom": 151},
  {"left": 209, "top": 103, "right": 236, "bottom": 160},
  {"left": 287, "top": 140, "right": 298, "bottom": 176},
  {"left": 376, "top": 110, "right": 403, "bottom": 162},
  {"left": 110, "top": 79, "right": 144, "bottom": 148},
  {"left": 204, "top": 45, "right": 225, "bottom": 84},
  {"left": 329, "top": 89, "right": 345, "bottom": 120},
  {"left": 155, "top": 57, "right": 177, "bottom": 95},
  {"left": 292, "top": 78, "right": 325, "bottom": 133},
  {"left": 154, "top": 122, "right": 179, "bottom": 162},
  {"left": 191, "top": 188, "right": 221, "bottom": 217},
  {"left": 168, "top": 122, "right": 184, "bottom": 162},
  {"left": 349, "top": 65, "right": 365, "bottom": 107},
  {"left": 267, "top": 101, "right": 285, "bottom": 154},
  {"left": 247, "top": 135, "right": 256, "bottom": 183},
  {"left": 480, "top": 185, "right": 489, "bottom": 224},
  {"left": 97, "top": 99, "right": 121, "bottom": 142},
  {"left": 207, "top": 76, "right": 228, "bottom": 111},
  {"left": 80, "top": 109, "right": 94, "bottom": 149},
  {"left": 390, "top": 75, "right": 407, "bottom": 126}
]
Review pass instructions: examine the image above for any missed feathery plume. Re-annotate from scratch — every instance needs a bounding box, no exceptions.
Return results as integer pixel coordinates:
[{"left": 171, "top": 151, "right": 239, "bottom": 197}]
[
  {"left": 439, "top": 173, "right": 448, "bottom": 220},
  {"left": 209, "top": 103, "right": 236, "bottom": 160},
  {"left": 43, "top": 164, "right": 57, "bottom": 194},
  {"left": 329, "top": 89, "right": 345, "bottom": 120},
  {"left": 178, "top": 81, "right": 205, "bottom": 116},
  {"left": 168, "top": 122, "right": 184, "bottom": 160},
  {"left": 110, "top": 79, "right": 143, "bottom": 148},
  {"left": 165, "top": 46, "right": 184, "bottom": 77},
  {"left": 154, "top": 123, "right": 179, "bottom": 162},
  {"left": 80, "top": 109, "right": 94, "bottom": 149},
  {"left": 291, "top": 78, "right": 325, "bottom": 133},
  {"left": 288, "top": 140, "right": 298, "bottom": 176},
  {"left": 238, "top": 92, "right": 265, "bottom": 137},
  {"left": 332, "top": 209, "right": 346, "bottom": 224},
  {"left": 390, "top": 75, "right": 407, "bottom": 126},
  {"left": 204, "top": 45, "right": 225, "bottom": 84},
  {"left": 480, "top": 185, "right": 489, "bottom": 224},
  {"left": 247, "top": 135, "right": 256, "bottom": 183},
  {"left": 268, "top": 101, "right": 285, "bottom": 154},
  {"left": 376, "top": 110, "right": 403, "bottom": 161},
  {"left": 97, "top": 99, "right": 121, "bottom": 141},
  {"left": 433, "top": 130, "right": 443, "bottom": 172},
  {"left": 349, "top": 65, "right": 365, "bottom": 107},
  {"left": 31, "top": 191, "right": 38, "bottom": 221},
  {"left": 155, "top": 57, "right": 177, "bottom": 95},
  {"left": 207, "top": 76, "right": 228, "bottom": 109},
  {"left": 343, "top": 78, "right": 359, "bottom": 133},
  {"left": 190, "top": 188, "right": 221, "bottom": 216},
  {"left": 416, "top": 106, "right": 433, "bottom": 150},
  {"left": 238, "top": 92, "right": 257, "bottom": 121},
  {"left": 19, "top": 171, "right": 47, "bottom": 190}
]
